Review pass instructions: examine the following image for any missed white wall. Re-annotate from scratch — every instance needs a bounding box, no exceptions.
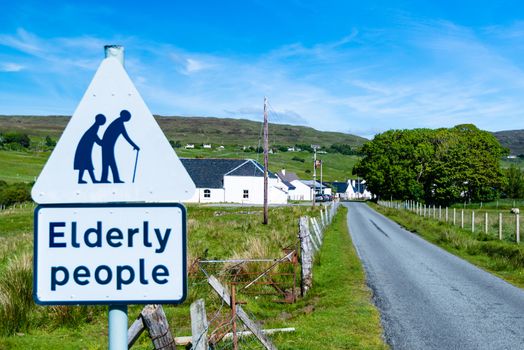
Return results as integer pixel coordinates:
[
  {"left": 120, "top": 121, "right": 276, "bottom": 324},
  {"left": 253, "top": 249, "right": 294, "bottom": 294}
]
[
  {"left": 184, "top": 188, "right": 225, "bottom": 203},
  {"left": 224, "top": 176, "right": 288, "bottom": 204},
  {"left": 289, "top": 180, "right": 312, "bottom": 201}
]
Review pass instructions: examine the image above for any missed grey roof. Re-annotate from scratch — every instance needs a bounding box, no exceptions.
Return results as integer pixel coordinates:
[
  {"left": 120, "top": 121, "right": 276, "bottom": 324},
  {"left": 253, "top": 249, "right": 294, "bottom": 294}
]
[
  {"left": 276, "top": 170, "right": 300, "bottom": 183},
  {"left": 180, "top": 158, "right": 276, "bottom": 189},
  {"left": 225, "top": 160, "right": 277, "bottom": 179},
  {"left": 327, "top": 182, "right": 348, "bottom": 193},
  {"left": 301, "top": 180, "right": 326, "bottom": 189}
]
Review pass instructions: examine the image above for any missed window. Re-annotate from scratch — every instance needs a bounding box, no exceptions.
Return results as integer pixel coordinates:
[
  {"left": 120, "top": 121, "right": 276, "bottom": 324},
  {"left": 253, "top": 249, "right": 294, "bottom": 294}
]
[
  {"left": 243, "top": 189, "right": 249, "bottom": 199},
  {"left": 204, "top": 189, "right": 211, "bottom": 198}
]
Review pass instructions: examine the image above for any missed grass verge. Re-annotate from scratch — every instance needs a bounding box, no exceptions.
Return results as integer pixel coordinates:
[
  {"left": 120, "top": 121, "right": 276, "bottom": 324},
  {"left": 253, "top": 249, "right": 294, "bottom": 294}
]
[
  {"left": 372, "top": 203, "right": 524, "bottom": 289},
  {"left": 271, "top": 206, "right": 387, "bottom": 349}
]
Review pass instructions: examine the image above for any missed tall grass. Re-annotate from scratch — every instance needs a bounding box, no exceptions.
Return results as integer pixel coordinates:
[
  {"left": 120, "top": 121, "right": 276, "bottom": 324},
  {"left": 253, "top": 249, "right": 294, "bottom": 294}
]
[{"left": 0, "top": 254, "right": 33, "bottom": 336}]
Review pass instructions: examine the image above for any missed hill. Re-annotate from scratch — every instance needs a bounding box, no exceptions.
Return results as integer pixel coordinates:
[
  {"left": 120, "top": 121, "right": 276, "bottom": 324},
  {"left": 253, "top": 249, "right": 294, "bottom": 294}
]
[
  {"left": 0, "top": 115, "right": 368, "bottom": 149},
  {"left": 492, "top": 129, "right": 524, "bottom": 156}
]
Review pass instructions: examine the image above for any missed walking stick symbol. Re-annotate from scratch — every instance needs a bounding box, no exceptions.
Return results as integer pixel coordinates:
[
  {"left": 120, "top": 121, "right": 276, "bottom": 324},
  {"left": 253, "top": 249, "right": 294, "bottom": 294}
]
[{"left": 132, "top": 149, "right": 139, "bottom": 183}]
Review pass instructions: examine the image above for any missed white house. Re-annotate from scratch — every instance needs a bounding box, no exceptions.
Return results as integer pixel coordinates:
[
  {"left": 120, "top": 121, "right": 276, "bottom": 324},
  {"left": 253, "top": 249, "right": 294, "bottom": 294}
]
[
  {"left": 346, "top": 179, "right": 373, "bottom": 200},
  {"left": 276, "top": 170, "right": 309, "bottom": 200},
  {"left": 301, "top": 180, "right": 330, "bottom": 198},
  {"left": 203, "top": 144, "right": 212, "bottom": 149},
  {"left": 181, "top": 158, "right": 289, "bottom": 204},
  {"left": 328, "top": 182, "right": 350, "bottom": 200},
  {"left": 185, "top": 143, "right": 195, "bottom": 149}
]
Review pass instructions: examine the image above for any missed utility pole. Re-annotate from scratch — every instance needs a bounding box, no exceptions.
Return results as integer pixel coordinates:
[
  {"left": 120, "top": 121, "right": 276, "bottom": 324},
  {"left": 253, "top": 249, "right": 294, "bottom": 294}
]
[{"left": 263, "top": 97, "right": 269, "bottom": 225}]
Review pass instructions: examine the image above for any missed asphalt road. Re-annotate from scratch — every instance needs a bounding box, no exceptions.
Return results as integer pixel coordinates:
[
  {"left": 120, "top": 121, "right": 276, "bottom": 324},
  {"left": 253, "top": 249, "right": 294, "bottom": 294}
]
[{"left": 344, "top": 202, "right": 524, "bottom": 350}]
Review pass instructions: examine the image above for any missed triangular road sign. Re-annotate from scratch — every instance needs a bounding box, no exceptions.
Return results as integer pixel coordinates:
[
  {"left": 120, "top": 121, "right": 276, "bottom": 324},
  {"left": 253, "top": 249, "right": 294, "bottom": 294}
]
[{"left": 32, "top": 56, "right": 196, "bottom": 203}]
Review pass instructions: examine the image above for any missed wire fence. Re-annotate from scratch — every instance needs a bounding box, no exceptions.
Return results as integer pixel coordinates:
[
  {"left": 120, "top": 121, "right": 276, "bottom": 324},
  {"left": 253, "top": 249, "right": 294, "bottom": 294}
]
[{"left": 379, "top": 200, "right": 522, "bottom": 243}]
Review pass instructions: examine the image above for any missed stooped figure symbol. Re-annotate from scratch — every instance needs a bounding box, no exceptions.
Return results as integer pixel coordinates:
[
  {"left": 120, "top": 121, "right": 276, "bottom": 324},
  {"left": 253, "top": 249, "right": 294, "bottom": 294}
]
[
  {"left": 74, "top": 110, "right": 140, "bottom": 184},
  {"left": 74, "top": 114, "right": 106, "bottom": 184}
]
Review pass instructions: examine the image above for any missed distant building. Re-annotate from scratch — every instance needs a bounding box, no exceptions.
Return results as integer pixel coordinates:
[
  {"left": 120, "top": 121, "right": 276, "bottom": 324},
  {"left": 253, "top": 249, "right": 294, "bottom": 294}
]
[
  {"left": 276, "top": 169, "right": 311, "bottom": 200},
  {"left": 181, "top": 158, "right": 289, "bottom": 204},
  {"left": 203, "top": 144, "right": 212, "bottom": 149},
  {"left": 185, "top": 143, "right": 195, "bottom": 149}
]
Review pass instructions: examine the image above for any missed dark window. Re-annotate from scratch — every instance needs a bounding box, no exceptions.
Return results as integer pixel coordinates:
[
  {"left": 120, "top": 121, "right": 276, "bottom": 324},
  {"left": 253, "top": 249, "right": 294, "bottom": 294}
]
[
  {"left": 243, "top": 189, "right": 249, "bottom": 199},
  {"left": 204, "top": 189, "right": 211, "bottom": 198}
]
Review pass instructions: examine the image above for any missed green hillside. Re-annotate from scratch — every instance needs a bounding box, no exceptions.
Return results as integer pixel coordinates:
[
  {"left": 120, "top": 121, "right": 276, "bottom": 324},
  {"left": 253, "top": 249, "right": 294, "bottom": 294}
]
[
  {"left": 492, "top": 129, "right": 524, "bottom": 156},
  {"left": 0, "top": 115, "right": 367, "bottom": 149},
  {"left": 0, "top": 115, "right": 365, "bottom": 183}
]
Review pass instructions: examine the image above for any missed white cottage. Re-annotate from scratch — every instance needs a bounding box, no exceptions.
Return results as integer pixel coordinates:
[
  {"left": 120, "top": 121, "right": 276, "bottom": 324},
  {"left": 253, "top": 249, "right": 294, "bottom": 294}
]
[{"left": 181, "top": 158, "right": 289, "bottom": 204}]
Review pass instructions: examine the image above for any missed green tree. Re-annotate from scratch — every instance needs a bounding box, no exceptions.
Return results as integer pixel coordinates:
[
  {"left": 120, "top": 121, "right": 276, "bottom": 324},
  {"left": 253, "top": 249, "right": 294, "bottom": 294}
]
[
  {"left": 502, "top": 165, "right": 524, "bottom": 199},
  {"left": 353, "top": 124, "right": 507, "bottom": 204}
]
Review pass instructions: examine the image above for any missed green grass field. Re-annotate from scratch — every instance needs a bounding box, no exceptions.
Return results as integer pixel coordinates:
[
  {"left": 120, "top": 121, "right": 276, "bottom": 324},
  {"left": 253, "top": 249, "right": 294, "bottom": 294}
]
[
  {"left": 0, "top": 151, "right": 49, "bottom": 184},
  {"left": 0, "top": 204, "right": 386, "bottom": 349}
]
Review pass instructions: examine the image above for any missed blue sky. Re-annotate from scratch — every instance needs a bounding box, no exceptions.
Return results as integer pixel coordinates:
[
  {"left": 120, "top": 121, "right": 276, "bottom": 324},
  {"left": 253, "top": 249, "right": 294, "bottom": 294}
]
[{"left": 1, "top": 1, "right": 524, "bottom": 138}]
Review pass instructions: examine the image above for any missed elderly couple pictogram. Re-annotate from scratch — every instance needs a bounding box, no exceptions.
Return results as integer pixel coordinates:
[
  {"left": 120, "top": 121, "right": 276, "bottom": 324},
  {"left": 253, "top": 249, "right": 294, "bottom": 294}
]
[{"left": 74, "top": 110, "right": 140, "bottom": 184}]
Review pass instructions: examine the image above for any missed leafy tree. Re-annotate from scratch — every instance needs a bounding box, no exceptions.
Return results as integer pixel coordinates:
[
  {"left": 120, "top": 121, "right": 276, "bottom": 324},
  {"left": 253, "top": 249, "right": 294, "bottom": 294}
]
[
  {"left": 353, "top": 124, "right": 507, "bottom": 204},
  {"left": 502, "top": 165, "right": 524, "bottom": 199}
]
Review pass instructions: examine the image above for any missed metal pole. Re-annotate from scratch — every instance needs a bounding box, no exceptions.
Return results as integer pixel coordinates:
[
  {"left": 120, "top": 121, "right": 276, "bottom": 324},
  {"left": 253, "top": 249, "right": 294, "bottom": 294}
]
[
  {"left": 320, "top": 159, "right": 323, "bottom": 196},
  {"left": 104, "top": 45, "right": 124, "bottom": 66},
  {"left": 263, "top": 97, "right": 269, "bottom": 225},
  {"left": 312, "top": 147, "right": 317, "bottom": 207},
  {"left": 105, "top": 45, "right": 128, "bottom": 350},
  {"left": 108, "top": 305, "right": 128, "bottom": 350}
]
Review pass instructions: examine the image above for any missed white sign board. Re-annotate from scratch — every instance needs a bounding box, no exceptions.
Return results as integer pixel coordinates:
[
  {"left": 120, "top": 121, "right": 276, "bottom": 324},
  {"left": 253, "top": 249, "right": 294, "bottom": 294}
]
[
  {"left": 31, "top": 57, "right": 195, "bottom": 204},
  {"left": 34, "top": 203, "right": 186, "bottom": 304}
]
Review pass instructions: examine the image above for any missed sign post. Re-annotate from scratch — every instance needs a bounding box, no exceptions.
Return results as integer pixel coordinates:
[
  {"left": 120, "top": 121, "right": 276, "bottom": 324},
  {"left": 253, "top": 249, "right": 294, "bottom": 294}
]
[{"left": 31, "top": 46, "right": 195, "bottom": 349}]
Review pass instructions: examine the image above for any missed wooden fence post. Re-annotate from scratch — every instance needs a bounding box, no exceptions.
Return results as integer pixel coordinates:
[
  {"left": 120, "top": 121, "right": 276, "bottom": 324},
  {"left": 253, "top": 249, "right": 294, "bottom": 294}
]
[
  {"left": 439, "top": 206, "right": 442, "bottom": 221},
  {"left": 208, "top": 276, "right": 277, "bottom": 350},
  {"left": 445, "top": 207, "right": 448, "bottom": 223},
  {"left": 499, "top": 213, "right": 503, "bottom": 240},
  {"left": 190, "top": 299, "right": 209, "bottom": 350},
  {"left": 461, "top": 210, "right": 464, "bottom": 229},
  {"left": 453, "top": 208, "right": 456, "bottom": 225},
  {"left": 517, "top": 214, "right": 520, "bottom": 244},
  {"left": 485, "top": 212, "right": 488, "bottom": 234},
  {"left": 141, "top": 305, "right": 176, "bottom": 350},
  {"left": 472, "top": 211, "right": 475, "bottom": 233},
  {"left": 298, "top": 216, "right": 313, "bottom": 296}
]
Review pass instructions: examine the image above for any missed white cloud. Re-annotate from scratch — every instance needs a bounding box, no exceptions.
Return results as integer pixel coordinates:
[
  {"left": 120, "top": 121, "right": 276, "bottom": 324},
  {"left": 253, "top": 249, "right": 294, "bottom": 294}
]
[
  {"left": 0, "top": 62, "right": 24, "bottom": 72},
  {"left": 2, "top": 23, "right": 524, "bottom": 136}
]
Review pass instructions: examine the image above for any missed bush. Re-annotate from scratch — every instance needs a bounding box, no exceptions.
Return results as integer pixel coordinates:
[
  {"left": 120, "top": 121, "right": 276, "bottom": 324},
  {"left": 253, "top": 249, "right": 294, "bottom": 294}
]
[
  {"left": 0, "top": 132, "right": 30, "bottom": 149},
  {"left": 0, "top": 183, "right": 31, "bottom": 207},
  {"left": 292, "top": 156, "right": 305, "bottom": 163}
]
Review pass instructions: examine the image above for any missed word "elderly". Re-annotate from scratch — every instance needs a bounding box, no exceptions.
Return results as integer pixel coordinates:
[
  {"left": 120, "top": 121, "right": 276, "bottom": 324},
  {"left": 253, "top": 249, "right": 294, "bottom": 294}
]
[{"left": 49, "top": 221, "right": 171, "bottom": 253}]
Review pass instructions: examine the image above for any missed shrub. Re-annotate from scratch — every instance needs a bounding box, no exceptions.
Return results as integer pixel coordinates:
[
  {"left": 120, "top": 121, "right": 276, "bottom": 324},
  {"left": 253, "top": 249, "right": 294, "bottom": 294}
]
[
  {"left": 0, "top": 183, "right": 31, "bottom": 207},
  {"left": 292, "top": 156, "right": 305, "bottom": 163},
  {"left": 0, "top": 132, "right": 30, "bottom": 148}
]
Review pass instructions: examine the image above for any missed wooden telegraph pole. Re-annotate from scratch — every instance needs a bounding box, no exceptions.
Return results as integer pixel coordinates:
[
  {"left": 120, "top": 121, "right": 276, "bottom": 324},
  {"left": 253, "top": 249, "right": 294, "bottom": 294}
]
[{"left": 263, "top": 97, "right": 269, "bottom": 225}]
